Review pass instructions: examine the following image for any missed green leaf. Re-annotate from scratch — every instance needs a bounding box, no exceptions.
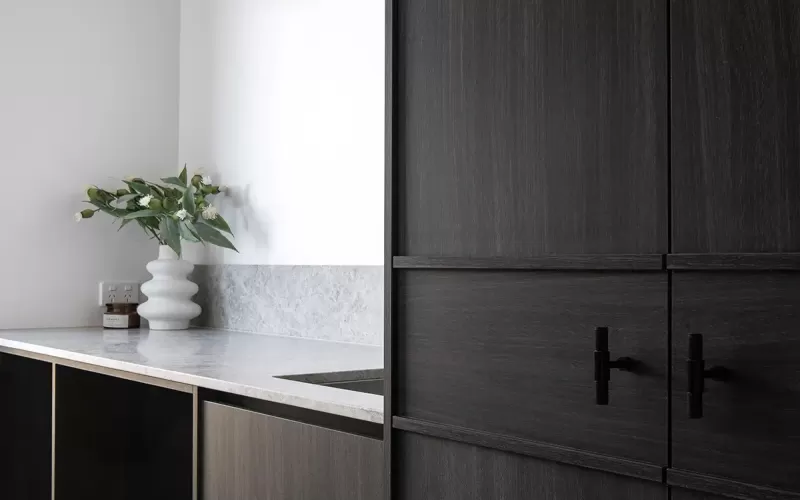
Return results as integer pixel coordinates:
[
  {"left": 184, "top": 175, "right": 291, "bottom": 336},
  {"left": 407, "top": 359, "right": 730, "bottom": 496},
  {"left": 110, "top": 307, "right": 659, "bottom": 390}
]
[
  {"left": 124, "top": 180, "right": 151, "bottom": 196},
  {"left": 161, "top": 177, "right": 186, "bottom": 189},
  {"left": 160, "top": 218, "right": 182, "bottom": 257},
  {"left": 203, "top": 214, "right": 233, "bottom": 235},
  {"left": 183, "top": 220, "right": 202, "bottom": 241},
  {"left": 117, "top": 219, "right": 132, "bottom": 232},
  {"left": 114, "top": 194, "right": 138, "bottom": 205},
  {"left": 178, "top": 165, "right": 188, "bottom": 185},
  {"left": 86, "top": 200, "right": 127, "bottom": 218},
  {"left": 195, "top": 222, "right": 238, "bottom": 252},
  {"left": 178, "top": 221, "right": 200, "bottom": 242},
  {"left": 182, "top": 185, "right": 196, "bottom": 216},
  {"left": 122, "top": 209, "right": 162, "bottom": 220}
]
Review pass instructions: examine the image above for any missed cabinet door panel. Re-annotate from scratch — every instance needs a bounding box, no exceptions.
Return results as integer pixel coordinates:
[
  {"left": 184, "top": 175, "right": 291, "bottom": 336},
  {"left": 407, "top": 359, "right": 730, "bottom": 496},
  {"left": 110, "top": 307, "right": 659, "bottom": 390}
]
[
  {"left": 672, "top": 274, "right": 800, "bottom": 492},
  {"left": 202, "top": 402, "right": 383, "bottom": 500},
  {"left": 672, "top": 489, "right": 733, "bottom": 500},
  {"left": 398, "top": 432, "right": 667, "bottom": 500},
  {"left": 0, "top": 353, "right": 51, "bottom": 500},
  {"left": 671, "top": 0, "right": 800, "bottom": 253},
  {"left": 398, "top": 271, "right": 668, "bottom": 464},
  {"left": 398, "top": 0, "right": 667, "bottom": 256}
]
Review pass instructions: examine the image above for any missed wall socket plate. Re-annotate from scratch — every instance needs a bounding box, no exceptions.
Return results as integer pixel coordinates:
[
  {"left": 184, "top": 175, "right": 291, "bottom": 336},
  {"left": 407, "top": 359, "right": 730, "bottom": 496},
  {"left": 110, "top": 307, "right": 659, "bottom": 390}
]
[{"left": 99, "top": 281, "right": 141, "bottom": 306}]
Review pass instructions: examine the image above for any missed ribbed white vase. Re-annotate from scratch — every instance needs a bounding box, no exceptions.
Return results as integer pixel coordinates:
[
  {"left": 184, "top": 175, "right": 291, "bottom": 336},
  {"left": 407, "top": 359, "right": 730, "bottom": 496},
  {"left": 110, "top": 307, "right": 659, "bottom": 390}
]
[{"left": 137, "top": 245, "right": 201, "bottom": 330}]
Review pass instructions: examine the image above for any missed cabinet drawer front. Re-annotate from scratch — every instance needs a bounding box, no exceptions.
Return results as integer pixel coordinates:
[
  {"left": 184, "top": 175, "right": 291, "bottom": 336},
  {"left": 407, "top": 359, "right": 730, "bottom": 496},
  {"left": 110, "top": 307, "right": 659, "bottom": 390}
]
[
  {"left": 397, "top": 271, "right": 668, "bottom": 464},
  {"left": 202, "top": 402, "right": 383, "bottom": 500},
  {"left": 672, "top": 274, "right": 800, "bottom": 493},
  {"left": 397, "top": 432, "right": 666, "bottom": 500}
]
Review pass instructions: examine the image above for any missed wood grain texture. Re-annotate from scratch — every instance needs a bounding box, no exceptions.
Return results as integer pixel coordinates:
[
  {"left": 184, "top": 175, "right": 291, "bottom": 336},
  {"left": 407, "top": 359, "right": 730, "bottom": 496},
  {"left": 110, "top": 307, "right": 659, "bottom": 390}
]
[
  {"left": 397, "top": 0, "right": 668, "bottom": 256},
  {"left": 397, "top": 431, "right": 667, "bottom": 500},
  {"left": 394, "top": 255, "right": 665, "bottom": 270},
  {"left": 202, "top": 402, "right": 383, "bottom": 500},
  {"left": 397, "top": 271, "right": 668, "bottom": 464},
  {"left": 667, "top": 253, "right": 800, "bottom": 271},
  {"left": 671, "top": 488, "right": 735, "bottom": 500},
  {"left": 393, "top": 417, "right": 664, "bottom": 482},
  {"left": 0, "top": 353, "right": 52, "bottom": 500},
  {"left": 55, "top": 365, "right": 193, "bottom": 500},
  {"left": 668, "top": 470, "right": 800, "bottom": 500},
  {"left": 671, "top": 0, "right": 800, "bottom": 253},
  {"left": 672, "top": 274, "right": 800, "bottom": 493}
]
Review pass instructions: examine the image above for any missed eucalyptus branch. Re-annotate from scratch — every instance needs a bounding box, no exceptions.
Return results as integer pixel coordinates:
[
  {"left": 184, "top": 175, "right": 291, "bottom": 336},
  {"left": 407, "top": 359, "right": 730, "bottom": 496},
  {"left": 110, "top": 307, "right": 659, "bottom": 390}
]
[{"left": 76, "top": 167, "right": 237, "bottom": 257}]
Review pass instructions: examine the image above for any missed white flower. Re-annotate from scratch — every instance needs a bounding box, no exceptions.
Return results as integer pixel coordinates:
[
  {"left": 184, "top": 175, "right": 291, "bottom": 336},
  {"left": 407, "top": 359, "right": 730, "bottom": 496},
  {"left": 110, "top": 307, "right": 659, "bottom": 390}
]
[
  {"left": 202, "top": 175, "right": 213, "bottom": 185},
  {"left": 138, "top": 195, "right": 153, "bottom": 207},
  {"left": 201, "top": 204, "right": 219, "bottom": 220},
  {"left": 175, "top": 209, "right": 189, "bottom": 220},
  {"left": 74, "top": 212, "right": 83, "bottom": 222}
]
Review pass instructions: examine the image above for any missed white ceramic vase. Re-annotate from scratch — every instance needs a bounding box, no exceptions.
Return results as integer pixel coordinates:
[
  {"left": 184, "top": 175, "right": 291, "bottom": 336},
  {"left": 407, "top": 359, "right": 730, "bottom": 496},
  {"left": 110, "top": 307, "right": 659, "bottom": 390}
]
[{"left": 137, "top": 245, "right": 201, "bottom": 330}]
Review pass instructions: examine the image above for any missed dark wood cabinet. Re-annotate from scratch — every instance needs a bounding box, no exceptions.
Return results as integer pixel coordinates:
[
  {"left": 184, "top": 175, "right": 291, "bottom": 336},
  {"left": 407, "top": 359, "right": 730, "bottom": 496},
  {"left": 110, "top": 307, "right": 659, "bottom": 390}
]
[
  {"left": 0, "top": 353, "right": 52, "bottom": 500},
  {"left": 55, "top": 366, "right": 193, "bottom": 500},
  {"left": 202, "top": 402, "right": 383, "bottom": 500},
  {"left": 397, "top": 270, "right": 668, "bottom": 465},
  {"left": 397, "top": 432, "right": 667, "bottom": 500},
  {"left": 672, "top": 274, "right": 800, "bottom": 493},
  {"left": 671, "top": 0, "right": 800, "bottom": 253},
  {"left": 397, "top": 0, "right": 668, "bottom": 256},
  {"left": 671, "top": 488, "right": 733, "bottom": 500}
]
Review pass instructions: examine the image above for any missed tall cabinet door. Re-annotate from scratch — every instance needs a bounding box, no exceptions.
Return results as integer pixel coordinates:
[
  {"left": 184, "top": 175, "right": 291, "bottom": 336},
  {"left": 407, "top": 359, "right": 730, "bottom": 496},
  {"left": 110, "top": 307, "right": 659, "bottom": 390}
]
[
  {"left": 391, "top": 0, "right": 669, "bottom": 498},
  {"left": 398, "top": 0, "right": 668, "bottom": 257},
  {"left": 671, "top": 0, "right": 800, "bottom": 254}
]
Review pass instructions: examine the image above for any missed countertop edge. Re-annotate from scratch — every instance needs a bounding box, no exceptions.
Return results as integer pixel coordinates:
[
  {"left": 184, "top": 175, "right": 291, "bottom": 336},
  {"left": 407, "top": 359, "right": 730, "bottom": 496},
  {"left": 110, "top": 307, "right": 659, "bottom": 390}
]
[{"left": 0, "top": 337, "right": 384, "bottom": 425}]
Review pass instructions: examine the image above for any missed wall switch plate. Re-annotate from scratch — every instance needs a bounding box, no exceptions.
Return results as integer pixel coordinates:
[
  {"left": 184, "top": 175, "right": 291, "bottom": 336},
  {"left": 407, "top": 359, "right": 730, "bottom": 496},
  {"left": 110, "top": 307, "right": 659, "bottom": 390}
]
[{"left": 99, "top": 281, "right": 140, "bottom": 306}]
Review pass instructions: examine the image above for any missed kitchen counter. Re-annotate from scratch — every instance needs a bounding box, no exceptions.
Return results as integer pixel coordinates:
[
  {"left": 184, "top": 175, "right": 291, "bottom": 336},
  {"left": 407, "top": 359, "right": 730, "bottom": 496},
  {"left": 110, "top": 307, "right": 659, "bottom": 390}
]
[{"left": 0, "top": 328, "right": 383, "bottom": 423}]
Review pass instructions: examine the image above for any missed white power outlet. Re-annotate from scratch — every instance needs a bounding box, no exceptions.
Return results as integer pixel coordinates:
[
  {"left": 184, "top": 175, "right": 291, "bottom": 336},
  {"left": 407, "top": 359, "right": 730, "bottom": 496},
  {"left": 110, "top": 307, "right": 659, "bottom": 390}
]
[{"left": 99, "top": 281, "right": 141, "bottom": 306}]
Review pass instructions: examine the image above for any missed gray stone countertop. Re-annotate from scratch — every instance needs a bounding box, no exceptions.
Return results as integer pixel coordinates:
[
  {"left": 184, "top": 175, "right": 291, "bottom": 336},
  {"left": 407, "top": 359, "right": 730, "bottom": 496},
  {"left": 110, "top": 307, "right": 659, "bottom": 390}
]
[{"left": 0, "top": 328, "right": 383, "bottom": 423}]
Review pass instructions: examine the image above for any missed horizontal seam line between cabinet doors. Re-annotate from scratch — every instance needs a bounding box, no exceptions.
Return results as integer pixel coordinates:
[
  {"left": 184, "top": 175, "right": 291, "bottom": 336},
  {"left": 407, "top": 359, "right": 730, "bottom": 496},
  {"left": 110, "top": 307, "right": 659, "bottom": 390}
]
[
  {"left": 392, "top": 417, "right": 665, "bottom": 483},
  {"left": 667, "top": 253, "right": 800, "bottom": 271},
  {"left": 0, "top": 347, "right": 193, "bottom": 394},
  {"left": 393, "top": 255, "right": 667, "bottom": 271},
  {"left": 666, "top": 468, "right": 800, "bottom": 500}
]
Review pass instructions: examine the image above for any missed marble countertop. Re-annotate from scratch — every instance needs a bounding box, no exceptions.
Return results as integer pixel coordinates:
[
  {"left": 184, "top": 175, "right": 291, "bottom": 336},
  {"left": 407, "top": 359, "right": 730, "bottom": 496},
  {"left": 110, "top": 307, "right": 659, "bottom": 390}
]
[{"left": 0, "top": 328, "right": 384, "bottom": 423}]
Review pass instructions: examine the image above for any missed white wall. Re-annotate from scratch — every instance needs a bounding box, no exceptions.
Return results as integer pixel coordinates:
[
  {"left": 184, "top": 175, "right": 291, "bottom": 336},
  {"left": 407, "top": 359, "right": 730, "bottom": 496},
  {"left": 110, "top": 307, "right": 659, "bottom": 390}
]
[
  {"left": 179, "top": 0, "right": 384, "bottom": 265},
  {"left": 0, "top": 0, "right": 180, "bottom": 328}
]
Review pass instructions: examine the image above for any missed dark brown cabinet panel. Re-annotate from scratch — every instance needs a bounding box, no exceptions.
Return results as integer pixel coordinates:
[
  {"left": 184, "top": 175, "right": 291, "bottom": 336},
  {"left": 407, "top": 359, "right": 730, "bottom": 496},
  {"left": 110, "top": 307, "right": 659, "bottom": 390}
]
[
  {"left": 397, "top": 432, "right": 667, "bottom": 500},
  {"left": 397, "top": 271, "right": 668, "bottom": 464},
  {"left": 671, "top": 488, "right": 733, "bottom": 500},
  {"left": 397, "top": 0, "right": 667, "bottom": 257},
  {"left": 0, "top": 353, "right": 52, "bottom": 500},
  {"left": 672, "top": 274, "right": 800, "bottom": 492},
  {"left": 202, "top": 402, "right": 383, "bottom": 500},
  {"left": 55, "top": 366, "right": 193, "bottom": 500},
  {"left": 671, "top": 0, "right": 800, "bottom": 253}
]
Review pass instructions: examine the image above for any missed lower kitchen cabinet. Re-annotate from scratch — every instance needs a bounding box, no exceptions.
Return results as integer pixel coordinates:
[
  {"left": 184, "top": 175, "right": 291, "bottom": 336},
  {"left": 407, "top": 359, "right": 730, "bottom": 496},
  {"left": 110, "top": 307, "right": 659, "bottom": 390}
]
[
  {"left": 397, "top": 432, "right": 666, "bottom": 500},
  {"left": 202, "top": 401, "right": 383, "bottom": 500},
  {"left": 55, "top": 366, "right": 193, "bottom": 500},
  {"left": 0, "top": 353, "right": 52, "bottom": 500}
]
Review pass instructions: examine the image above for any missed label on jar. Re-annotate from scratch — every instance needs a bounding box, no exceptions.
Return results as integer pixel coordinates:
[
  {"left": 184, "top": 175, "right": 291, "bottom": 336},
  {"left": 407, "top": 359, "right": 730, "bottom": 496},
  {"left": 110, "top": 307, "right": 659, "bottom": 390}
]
[{"left": 103, "top": 314, "right": 131, "bottom": 329}]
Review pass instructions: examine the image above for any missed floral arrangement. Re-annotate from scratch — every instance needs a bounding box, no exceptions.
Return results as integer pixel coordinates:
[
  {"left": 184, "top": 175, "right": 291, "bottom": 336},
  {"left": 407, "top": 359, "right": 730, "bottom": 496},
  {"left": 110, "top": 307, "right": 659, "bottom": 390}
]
[{"left": 76, "top": 166, "right": 237, "bottom": 257}]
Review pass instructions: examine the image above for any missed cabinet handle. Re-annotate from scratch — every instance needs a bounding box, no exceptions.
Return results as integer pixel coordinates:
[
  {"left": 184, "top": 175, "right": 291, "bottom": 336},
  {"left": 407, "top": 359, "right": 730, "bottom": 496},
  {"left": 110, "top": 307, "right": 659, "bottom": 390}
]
[
  {"left": 687, "top": 333, "right": 730, "bottom": 419},
  {"left": 594, "top": 327, "right": 635, "bottom": 405}
]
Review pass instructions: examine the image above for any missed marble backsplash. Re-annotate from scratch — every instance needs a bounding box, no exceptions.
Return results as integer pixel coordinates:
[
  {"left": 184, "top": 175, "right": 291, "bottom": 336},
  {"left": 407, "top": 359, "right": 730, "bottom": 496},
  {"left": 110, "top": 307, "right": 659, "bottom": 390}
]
[{"left": 190, "top": 265, "right": 383, "bottom": 346}]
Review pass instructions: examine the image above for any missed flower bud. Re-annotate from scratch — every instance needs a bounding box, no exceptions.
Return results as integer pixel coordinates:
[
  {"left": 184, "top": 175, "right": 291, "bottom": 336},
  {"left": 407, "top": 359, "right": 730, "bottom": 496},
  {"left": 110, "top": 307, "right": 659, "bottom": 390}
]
[
  {"left": 149, "top": 198, "right": 163, "bottom": 210},
  {"left": 80, "top": 209, "right": 96, "bottom": 219},
  {"left": 191, "top": 174, "right": 203, "bottom": 187},
  {"left": 116, "top": 189, "right": 129, "bottom": 197}
]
